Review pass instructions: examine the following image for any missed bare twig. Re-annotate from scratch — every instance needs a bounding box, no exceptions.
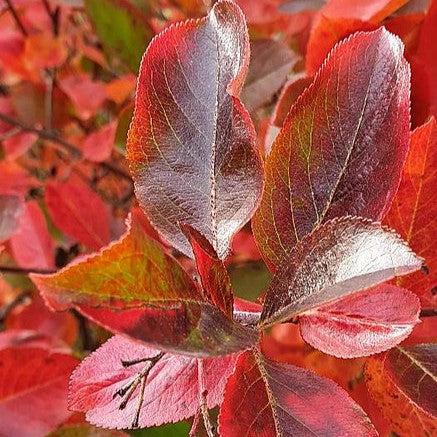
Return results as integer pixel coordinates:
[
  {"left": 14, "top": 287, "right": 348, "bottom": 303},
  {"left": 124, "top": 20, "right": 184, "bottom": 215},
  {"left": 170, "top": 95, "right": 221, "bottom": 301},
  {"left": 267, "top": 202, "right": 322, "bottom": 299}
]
[
  {"left": 0, "top": 112, "right": 132, "bottom": 181},
  {"left": 44, "top": 68, "right": 55, "bottom": 131},
  {"left": 41, "top": 0, "right": 59, "bottom": 35},
  {"left": 420, "top": 308, "right": 437, "bottom": 318},
  {"left": 0, "top": 265, "right": 56, "bottom": 275},
  {"left": 197, "top": 359, "right": 215, "bottom": 437},
  {"left": 71, "top": 309, "right": 96, "bottom": 352},
  {"left": 4, "top": 0, "right": 28, "bottom": 36}
]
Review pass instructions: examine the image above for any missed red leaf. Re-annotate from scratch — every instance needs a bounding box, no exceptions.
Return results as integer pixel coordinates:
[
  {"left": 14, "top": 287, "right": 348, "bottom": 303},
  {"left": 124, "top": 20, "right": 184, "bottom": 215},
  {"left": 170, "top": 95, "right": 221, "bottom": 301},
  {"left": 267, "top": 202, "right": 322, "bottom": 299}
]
[
  {"left": 271, "top": 75, "right": 313, "bottom": 127},
  {"left": 31, "top": 217, "right": 257, "bottom": 356},
  {"left": 47, "top": 424, "right": 129, "bottom": 437},
  {"left": 59, "top": 74, "right": 107, "bottom": 120},
  {"left": 10, "top": 200, "right": 55, "bottom": 270},
  {"left": 218, "top": 350, "right": 377, "bottom": 436},
  {"left": 0, "top": 194, "right": 23, "bottom": 242},
  {"left": 385, "top": 117, "right": 437, "bottom": 306},
  {"left": 82, "top": 121, "right": 117, "bottom": 163},
  {"left": 69, "top": 335, "right": 237, "bottom": 429},
  {"left": 75, "top": 304, "right": 258, "bottom": 357},
  {"left": 260, "top": 217, "right": 422, "bottom": 327},
  {"left": 45, "top": 175, "right": 110, "bottom": 250},
  {"left": 0, "top": 347, "right": 79, "bottom": 437},
  {"left": 299, "top": 284, "right": 420, "bottom": 358},
  {"left": 252, "top": 28, "right": 411, "bottom": 270},
  {"left": 127, "top": 0, "right": 263, "bottom": 259},
  {"left": 3, "top": 131, "right": 37, "bottom": 160},
  {"left": 182, "top": 224, "right": 234, "bottom": 317},
  {"left": 241, "top": 38, "right": 297, "bottom": 112},
  {"left": 365, "top": 344, "right": 437, "bottom": 435}
]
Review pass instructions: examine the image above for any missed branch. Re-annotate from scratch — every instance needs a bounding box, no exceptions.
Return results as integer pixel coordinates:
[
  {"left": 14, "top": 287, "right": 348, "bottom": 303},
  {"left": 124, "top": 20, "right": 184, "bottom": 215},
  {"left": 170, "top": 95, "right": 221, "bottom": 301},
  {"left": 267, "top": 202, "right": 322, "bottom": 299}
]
[
  {"left": 0, "top": 290, "right": 31, "bottom": 326},
  {"left": 197, "top": 359, "right": 215, "bottom": 437},
  {"left": 4, "top": 0, "right": 28, "bottom": 36},
  {"left": 420, "top": 308, "right": 437, "bottom": 318},
  {"left": 0, "top": 112, "right": 132, "bottom": 181},
  {"left": 71, "top": 309, "right": 96, "bottom": 352},
  {"left": 0, "top": 265, "right": 56, "bottom": 275}
]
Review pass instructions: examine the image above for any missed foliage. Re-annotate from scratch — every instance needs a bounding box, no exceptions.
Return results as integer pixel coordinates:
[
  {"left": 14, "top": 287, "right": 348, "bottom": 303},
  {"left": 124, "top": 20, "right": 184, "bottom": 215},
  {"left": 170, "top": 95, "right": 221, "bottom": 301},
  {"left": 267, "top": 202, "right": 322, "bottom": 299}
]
[{"left": 0, "top": 0, "right": 436, "bottom": 436}]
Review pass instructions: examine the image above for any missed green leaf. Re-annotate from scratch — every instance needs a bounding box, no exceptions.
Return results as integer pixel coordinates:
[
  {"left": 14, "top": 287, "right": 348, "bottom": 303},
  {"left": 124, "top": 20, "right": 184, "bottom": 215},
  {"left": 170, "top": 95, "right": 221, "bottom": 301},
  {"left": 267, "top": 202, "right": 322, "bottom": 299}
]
[{"left": 84, "top": 0, "right": 154, "bottom": 72}]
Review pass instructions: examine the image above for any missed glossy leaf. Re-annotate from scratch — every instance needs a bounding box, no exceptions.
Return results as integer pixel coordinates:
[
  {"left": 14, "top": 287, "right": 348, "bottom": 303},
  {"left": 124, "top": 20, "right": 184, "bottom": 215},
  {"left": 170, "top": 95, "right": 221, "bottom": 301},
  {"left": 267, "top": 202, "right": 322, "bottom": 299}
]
[
  {"left": 127, "top": 0, "right": 263, "bottom": 259},
  {"left": 385, "top": 117, "right": 437, "bottom": 306},
  {"left": 45, "top": 175, "right": 110, "bottom": 251},
  {"left": 252, "top": 28, "right": 411, "bottom": 270},
  {"left": 10, "top": 200, "right": 55, "bottom": 269},
  {"left": 30, "top": 217, "right": 200, "bottom": 311},
  {"left": 69, "top": 335, "right": 237, "bottom": 429},
  {"left": 218, "top": 350, "right": 377, "bottom": 436},
  {"left": 299, "top": 284, "right": 420, "bottom": 358},
  {"left": 85, "top": 0, "right": 154, "bottom": 72},
  {"left": 260, "top": 217, "right": 423, "bottom": 327},
  {"left": 241, "top": 38, "right": 297, "bottom": 112},
  {"left": 182, "top": 224, "right": 234, "bottom": 317},
  {"left": 365, "top": 344, "right": 437, "bottom": 435},
  {"left": 0, "top": 347, "right": 79, "bottom": 437},
  {"left": 75, "top": 304, "right": 258, "bottom": 357},
  {"left": 0, "top": 194, "right": 23, "bottom": 242}
]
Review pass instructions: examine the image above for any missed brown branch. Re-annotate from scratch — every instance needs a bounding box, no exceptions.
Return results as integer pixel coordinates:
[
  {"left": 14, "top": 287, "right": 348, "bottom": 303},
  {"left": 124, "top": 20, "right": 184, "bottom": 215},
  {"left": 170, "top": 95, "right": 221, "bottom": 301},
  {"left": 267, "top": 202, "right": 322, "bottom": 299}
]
[
  {"left": 197, "top": 359, "right": 215, "bottom": 437},
  {"left": 0, "top": 112, "right": 132, "bottom": 181},
  {"left": 420, "top": 308, "right": 437, "bottom": 318},
  {"left": 4, "top": 0, "right": 28, "bottom": 36},
  {"left": 41, "top": 0, "right": 59, "bottom": 35},
  {"left": 70, "top": 309, "right": 96, "bottom": 352},
  {"left": 0, "top": 265, "right": 56, "bottom": 275}
]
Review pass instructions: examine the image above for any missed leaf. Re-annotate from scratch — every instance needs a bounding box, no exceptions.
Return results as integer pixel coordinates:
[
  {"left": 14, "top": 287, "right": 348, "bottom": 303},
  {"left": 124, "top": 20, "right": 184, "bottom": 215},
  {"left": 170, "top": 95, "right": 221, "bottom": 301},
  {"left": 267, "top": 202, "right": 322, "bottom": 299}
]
[
  {"left": 68, "top": 335, "right": 237, "bottom": 429},
  {"left": 271, "top": 75, "right": 313, "bottom": 128},
  {"left": 260, "top": 217, "right": 423, "bottom": 327},
  {"left": 10, "top": 200, "right": 55, "bottom": 269},
  {"left": 31, "top": 217, "right": 258, "bottom": 357},
  {"left": 0, "top": 330, "right": 69, "bottom": 353},
  {"left": 75, "top": 303, "right": 258, "bottom": 357},
  {"left": 47, "top": 424, "right": 129, "bottom": 437},
  {"left": 45, "top": 175, "right": 111, "bottom": 251},
  {"left": 82, "top": 121, "right": 117, "bottom": 162},
  {"left": 30, "top": 216, "right": 200, "bottom": 311},
  {"left": 299, "top": 284, "right": 420, "bottom": 358},
  {"left": 218, "top": 349, "right": 377, "bottom": 436},
  {"left": 3, "top": 131, "right": 37, "bottom": 160},
  {"left": 127, "top": 0, "right": 263, "bottom": 259},
  {"left": 0, "top": 194, "right": 23, "bottom": 242},
  {"left": 0, "top": 347, "right": 79, "bottom": 437},
  {"left": 84, "top": 0, "right": 154, "bottom": 72},
  {"left": 241, "top": 38, "right": 297, "bottom": 112},
  {"left": 365, "top": 344, "right": 437, "bottom": 435},
  {"left": 385, "top": 117, "right": 437, "bottom": 306},
  {"left": 252, "top": 28, "right": 411, "bottom": 270},
  {"left": 181, "top": 224, "right": 234, "bottom": 317},
  {"left": 59, "top": 75, "right": 107, "bottom": 120}
]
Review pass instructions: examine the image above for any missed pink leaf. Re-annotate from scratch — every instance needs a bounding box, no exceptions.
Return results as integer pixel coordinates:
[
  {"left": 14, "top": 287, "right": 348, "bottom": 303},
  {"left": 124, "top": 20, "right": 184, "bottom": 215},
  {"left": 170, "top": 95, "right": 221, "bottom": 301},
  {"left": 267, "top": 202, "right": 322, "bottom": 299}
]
[
  {"left": 0, "top": 194, "right": 23, "bottom": 242},
  {"left": 69, "top": 335, "right": 238, "bottom": 429},
  {"left": 299, "top": 284, "right": 421, "bottom": 358}
]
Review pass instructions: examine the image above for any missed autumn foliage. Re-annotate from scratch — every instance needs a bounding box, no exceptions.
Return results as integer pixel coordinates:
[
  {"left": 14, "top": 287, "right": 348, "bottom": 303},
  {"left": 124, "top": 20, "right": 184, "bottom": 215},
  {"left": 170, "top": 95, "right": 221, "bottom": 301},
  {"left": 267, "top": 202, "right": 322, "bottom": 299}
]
[{"left": 0, "top": 0, "right": 436, "bottom": 436}]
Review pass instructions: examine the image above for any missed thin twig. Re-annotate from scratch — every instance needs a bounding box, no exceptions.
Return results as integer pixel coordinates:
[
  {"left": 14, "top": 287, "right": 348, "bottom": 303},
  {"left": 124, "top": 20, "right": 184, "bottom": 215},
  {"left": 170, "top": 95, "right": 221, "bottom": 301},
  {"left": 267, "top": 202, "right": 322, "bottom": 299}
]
[
  {"left": 71, "top": 309, "right": 96, "bottom": 352},
  {"left": 197, "top": 359, "right": 215, "bottom": 437},
  {"left": 41, "top": 0, "right": 59, "bottom": 35},
  {"left": 0, "top": 265, "right": 56, "bottom": 275},
  {"left": 4, "top": 0, "right": 27, "bottom": 36},
  {"left": 420, "top": 308, "right": 437, "bottom": 318},
  {"left": 0, "top": 112, "right": 132, "bottom": 181},
  {"left": 44, "top": 68, "right": 55, "bottom": 131}
]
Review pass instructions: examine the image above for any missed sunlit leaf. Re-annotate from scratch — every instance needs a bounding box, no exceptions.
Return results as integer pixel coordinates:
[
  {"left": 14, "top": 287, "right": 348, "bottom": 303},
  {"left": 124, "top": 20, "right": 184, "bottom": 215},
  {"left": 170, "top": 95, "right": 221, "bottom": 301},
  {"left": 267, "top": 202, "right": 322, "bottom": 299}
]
[
  {"left": 127, "top": 0, "right": 263, "bottom": 259},
  {"left": 252, "top": 28, "right": 410, "bottom": 270},
  {"left": 260, "top": 217, "right": 422, "bottom": 327},
  {"left": 218, "top": 349, "right": 377, "bottom": 436},
  {"left": 365, "top": 344, "right": 437, "bottom": 435}
]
